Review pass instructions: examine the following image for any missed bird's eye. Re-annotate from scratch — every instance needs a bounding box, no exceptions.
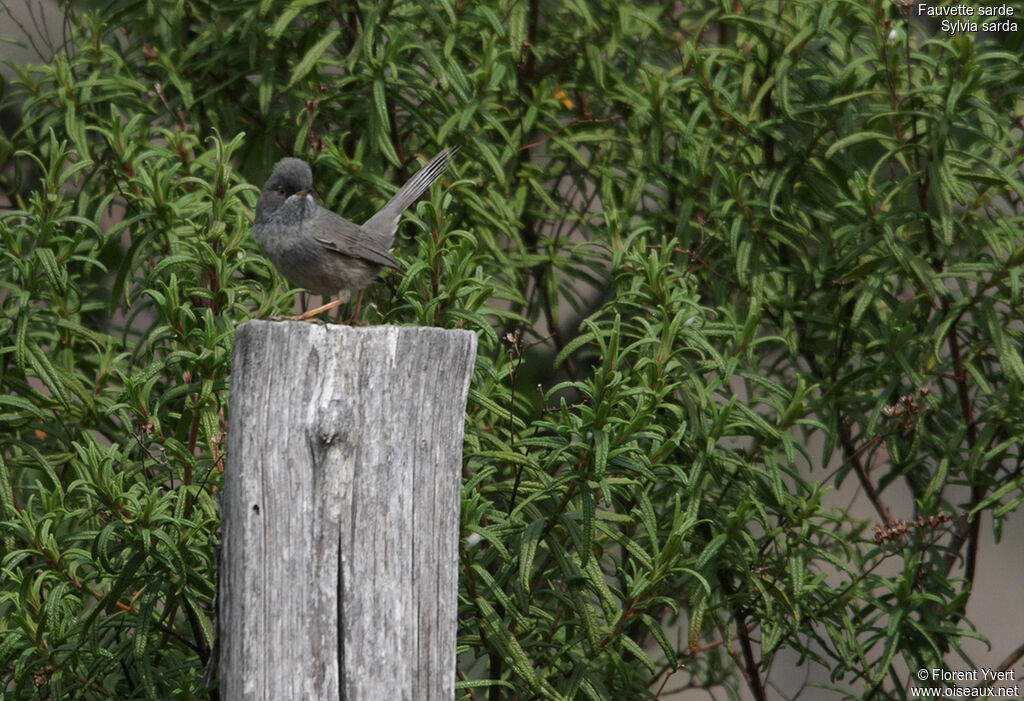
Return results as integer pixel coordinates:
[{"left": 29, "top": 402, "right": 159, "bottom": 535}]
[{"left": 276, "top": 187, "right": 287, "bottom": 197}]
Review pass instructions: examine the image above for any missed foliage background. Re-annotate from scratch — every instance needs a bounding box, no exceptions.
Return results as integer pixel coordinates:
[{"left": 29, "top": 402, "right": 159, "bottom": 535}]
[{"left": 1, "top": 0, "right": 1023, "bottom": 699}]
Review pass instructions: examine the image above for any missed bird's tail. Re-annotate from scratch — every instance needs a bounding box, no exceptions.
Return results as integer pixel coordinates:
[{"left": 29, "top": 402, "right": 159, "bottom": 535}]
[{"left": 362, "top": 146, "right": 458, "bottom": 241}]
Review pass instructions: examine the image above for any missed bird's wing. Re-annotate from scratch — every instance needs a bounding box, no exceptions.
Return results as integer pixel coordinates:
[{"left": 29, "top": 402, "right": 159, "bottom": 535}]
[{"left": 309, "top": 210, "right": 401, "bottom": 270}]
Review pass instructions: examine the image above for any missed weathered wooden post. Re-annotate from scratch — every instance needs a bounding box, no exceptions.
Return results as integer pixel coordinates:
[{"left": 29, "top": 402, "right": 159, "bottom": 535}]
[{"left": 219, "top": 321, "right": 477, "bottom": 700}]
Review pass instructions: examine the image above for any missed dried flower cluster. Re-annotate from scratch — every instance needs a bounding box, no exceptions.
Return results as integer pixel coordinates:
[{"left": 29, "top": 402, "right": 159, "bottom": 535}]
[{"left": 873, "top": 511, "right": 952, "bottom": 545}]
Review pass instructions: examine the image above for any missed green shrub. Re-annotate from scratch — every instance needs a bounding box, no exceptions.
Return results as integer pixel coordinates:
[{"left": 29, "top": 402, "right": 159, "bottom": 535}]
[{"left": 1, "top": 1, "right": 1022, "bottom": 699}]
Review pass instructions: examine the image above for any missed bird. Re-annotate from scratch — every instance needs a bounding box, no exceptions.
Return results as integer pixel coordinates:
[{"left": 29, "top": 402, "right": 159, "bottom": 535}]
[{"left": 252, "top": 146, "right": 457, "bottom": 320}]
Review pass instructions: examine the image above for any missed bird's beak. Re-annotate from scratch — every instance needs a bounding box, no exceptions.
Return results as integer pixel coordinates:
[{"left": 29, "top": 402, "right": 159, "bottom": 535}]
[{"left": 296, "top": 189, "right": 311, "bottom": 197}]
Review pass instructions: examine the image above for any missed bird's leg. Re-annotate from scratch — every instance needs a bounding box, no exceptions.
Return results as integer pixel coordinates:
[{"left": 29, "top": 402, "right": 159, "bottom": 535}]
[
  {"left": 344, "top": 290, "right": 367, "bottom": 324},
  {"left": 291, "top": 298, "right": 345, "bottom": 321},
  {"left": 266, "top": 291, "right": 351, "bottom": 322}
]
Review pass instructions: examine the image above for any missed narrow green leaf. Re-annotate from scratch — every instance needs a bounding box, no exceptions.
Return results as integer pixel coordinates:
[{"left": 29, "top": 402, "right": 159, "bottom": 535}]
[{"left": 287, "top": 29, "right": 340, "bottom": 88}]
